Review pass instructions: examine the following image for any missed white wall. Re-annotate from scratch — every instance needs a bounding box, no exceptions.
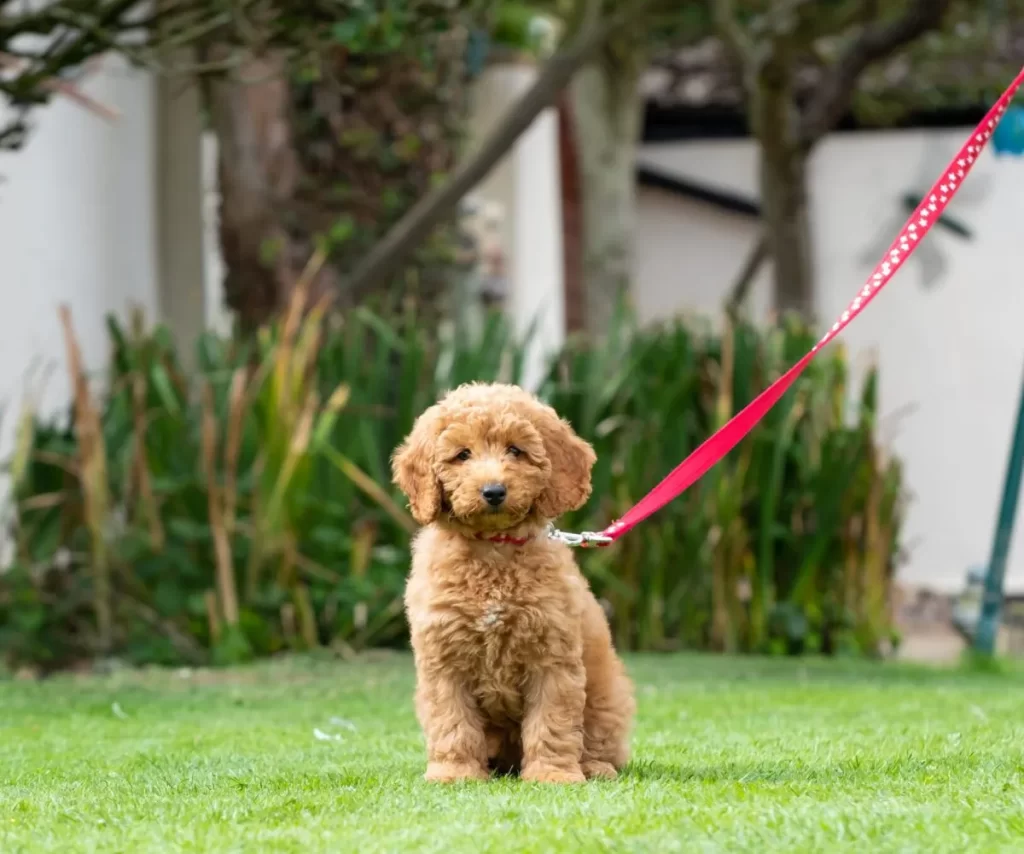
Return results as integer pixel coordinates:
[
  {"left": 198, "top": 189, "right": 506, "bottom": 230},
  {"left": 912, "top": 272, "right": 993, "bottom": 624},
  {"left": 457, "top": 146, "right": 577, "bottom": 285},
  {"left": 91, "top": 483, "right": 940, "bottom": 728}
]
[
  {"left": 635, "top": 182, "right": 771, "bottom": 322},
  {"left": 0, "top": 54, "right": 158, "bottom": 480},
  {"left": 635, "top": 129, "right": 1024, "bottom": 593},
  {"left": 8, "top": 53, "right": 1002, "bottom": 599},
  {"left": 467, "top": 63, "right": 564, "bottom": 391},
  {"left": 201, "top": 131, "right": 232, "bottom": 337}
]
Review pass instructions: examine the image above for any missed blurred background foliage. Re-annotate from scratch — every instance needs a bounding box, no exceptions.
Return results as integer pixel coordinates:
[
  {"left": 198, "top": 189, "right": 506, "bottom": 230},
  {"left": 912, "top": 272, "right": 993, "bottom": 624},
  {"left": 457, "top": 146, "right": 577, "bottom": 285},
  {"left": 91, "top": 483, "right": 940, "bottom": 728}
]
[
  {"left": 0, "top": 295, "right": 904, "bottom": 670},
  {"left": 8, "top": 0, "right": 998, "bottom": 671}
]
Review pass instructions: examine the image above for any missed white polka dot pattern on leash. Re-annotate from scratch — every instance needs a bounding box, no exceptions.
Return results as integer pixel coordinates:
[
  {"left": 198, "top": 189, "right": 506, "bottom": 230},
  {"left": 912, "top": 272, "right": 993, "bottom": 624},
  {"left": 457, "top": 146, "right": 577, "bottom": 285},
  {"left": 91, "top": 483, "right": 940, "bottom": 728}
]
[
  {"left": 580, "top": 67, "right": 1024, "bottom": 546},
  {"left": 809, "top": 87, "right": 1017, "bottom": 356}
]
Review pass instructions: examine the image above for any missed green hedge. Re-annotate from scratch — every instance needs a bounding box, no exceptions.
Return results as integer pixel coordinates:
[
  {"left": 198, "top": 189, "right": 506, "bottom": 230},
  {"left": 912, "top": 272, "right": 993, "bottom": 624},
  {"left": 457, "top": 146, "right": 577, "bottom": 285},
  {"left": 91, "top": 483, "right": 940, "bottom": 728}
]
[{"left": 0, "top": 302, "right": 904, "bottom": 669}]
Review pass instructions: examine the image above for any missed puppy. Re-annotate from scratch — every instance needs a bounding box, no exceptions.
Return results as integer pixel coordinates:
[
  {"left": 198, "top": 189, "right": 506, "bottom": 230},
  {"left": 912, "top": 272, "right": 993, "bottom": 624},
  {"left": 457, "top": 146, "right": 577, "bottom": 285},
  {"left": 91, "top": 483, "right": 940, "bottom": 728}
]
[{"left": 392, "top": 382, "right": 634, "bottom": 783}]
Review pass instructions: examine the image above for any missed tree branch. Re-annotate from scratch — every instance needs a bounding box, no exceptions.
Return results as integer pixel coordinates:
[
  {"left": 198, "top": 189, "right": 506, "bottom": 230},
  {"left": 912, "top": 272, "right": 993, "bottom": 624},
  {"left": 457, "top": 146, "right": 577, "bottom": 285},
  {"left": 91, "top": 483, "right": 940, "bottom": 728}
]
[
  {"left": 0, "top": 52, "right": 118, "bottom": 120},
  {"left": 711, "top": 0, "right": 755, "bottom": 76},
  {"left": 799, "top": 0, "right": 953, "bottom": 146},
  {"left": 750, "top": 0, "right": 819, "bottom": 41},
  {"left": 343, "top": 0, "right": 648, "bottom": 298},
  {"left": 725, "top": 233, "right": 767, "bottom": 320}
]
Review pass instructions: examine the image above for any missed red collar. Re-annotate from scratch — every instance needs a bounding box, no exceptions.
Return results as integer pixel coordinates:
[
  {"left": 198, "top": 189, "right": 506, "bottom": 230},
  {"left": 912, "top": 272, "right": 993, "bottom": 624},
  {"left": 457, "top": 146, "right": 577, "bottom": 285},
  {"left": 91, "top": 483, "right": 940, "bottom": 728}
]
[{"left": 476, "top": 532, "right": 532, "bottom": 546}]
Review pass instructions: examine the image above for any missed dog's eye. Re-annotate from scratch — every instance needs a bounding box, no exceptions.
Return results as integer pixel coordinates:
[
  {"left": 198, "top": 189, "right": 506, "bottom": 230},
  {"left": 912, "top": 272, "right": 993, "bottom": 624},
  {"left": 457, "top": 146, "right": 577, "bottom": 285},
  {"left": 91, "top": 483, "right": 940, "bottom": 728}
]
[
  {"left": 455, "top": 449, "right": 471, "bottom": 462},
  {"left": 507, "top": 446, "right": 522, "bottom": 458}
]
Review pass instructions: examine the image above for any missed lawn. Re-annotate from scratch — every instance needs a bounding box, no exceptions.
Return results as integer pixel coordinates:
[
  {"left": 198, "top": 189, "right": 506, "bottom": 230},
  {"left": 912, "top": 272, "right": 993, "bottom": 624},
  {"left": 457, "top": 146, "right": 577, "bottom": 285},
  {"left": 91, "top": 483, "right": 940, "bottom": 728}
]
[{"left": 2, "top": 654, "right": 1024, "bottom": 853}]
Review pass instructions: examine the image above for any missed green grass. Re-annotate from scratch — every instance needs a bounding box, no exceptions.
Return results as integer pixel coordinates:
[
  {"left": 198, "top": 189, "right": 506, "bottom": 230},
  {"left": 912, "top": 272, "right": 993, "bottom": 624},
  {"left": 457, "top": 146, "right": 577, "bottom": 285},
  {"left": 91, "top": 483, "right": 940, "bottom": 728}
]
[{"left": 3, "top": 654, "right": 1024, "bottom": 852}]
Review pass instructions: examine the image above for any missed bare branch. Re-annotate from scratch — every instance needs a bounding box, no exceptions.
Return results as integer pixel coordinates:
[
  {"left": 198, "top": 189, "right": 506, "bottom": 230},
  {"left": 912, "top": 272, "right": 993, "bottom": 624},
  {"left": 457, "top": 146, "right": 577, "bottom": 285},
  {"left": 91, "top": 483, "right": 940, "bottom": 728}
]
[
  {"left": 0, "top": 0, "right": 230, "bottom": 149},
  {"left": 799, "top": 0, "right": 954, "bottom": 146},
  {"left": 0, "top": 52, "right": 118, "bottom": 120},
  {"left": 725, "top": 234, "right": 767, "bottom": 320},
  {"left": 0, "top": 2, "right": 149, "bottom": 101},
  {"left": 343, "top": 0, "right": 651, "bottom": 298},
  {"left": 750, "top": 0, "right": 818, "bottom": 41},
  {"left": 711, "top": 0, "right": 755, "bottom": 75}
]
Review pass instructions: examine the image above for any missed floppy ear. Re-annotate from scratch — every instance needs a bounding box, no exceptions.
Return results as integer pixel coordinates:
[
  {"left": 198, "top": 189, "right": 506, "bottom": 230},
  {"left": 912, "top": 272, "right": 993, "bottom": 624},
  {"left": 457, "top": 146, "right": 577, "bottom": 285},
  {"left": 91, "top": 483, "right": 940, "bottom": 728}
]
[
  {"left": 533, "top": 405, "right": 596, "bottom": 520},
  {"left": 391, "top": 405, "right": 445, "bottom": 526}
]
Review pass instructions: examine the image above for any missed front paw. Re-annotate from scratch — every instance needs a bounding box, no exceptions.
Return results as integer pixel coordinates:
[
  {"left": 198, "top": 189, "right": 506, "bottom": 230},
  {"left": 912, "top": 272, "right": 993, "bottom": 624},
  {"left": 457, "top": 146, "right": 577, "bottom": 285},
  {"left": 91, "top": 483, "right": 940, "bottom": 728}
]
[
  {"left": 425, "top": 761, "right": 489, "bottom": 783},
  {"left": 581, "top": 760, "right": 617, "bottom": 780},
  {"left": 521, "top": 763, "right": 586, "bottom": 784}
]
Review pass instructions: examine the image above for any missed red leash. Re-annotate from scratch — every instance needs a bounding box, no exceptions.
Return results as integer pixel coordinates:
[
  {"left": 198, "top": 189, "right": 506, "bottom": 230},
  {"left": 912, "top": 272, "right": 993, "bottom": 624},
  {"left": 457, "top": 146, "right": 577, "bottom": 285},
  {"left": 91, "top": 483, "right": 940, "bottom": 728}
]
[{"left": 554, "top": 66, "right": 1024, "bottom": 549}]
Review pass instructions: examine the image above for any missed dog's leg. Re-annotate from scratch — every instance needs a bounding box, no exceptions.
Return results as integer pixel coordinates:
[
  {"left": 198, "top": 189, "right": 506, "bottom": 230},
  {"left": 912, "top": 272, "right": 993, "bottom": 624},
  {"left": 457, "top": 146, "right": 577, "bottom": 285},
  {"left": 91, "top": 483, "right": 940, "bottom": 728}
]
[
  {"left": 520, "top": 663, "right": 586, "bottom": 784},
  {"left": 580, "top": 595, "right": 635, "bottom": 779},
  {"left": 580, "top": 666, "right": 634, "bottom": 780},
  {"left": 416, "top": 672, "right": 488, "bottom": 783}
]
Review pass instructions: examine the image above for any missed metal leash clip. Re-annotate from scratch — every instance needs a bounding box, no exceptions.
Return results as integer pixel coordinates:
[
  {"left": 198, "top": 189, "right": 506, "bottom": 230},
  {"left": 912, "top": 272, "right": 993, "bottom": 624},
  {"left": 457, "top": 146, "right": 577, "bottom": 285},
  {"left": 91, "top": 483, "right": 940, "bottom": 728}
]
[{"left": 546, "top": 525, "right": 613, "bottom": 548}]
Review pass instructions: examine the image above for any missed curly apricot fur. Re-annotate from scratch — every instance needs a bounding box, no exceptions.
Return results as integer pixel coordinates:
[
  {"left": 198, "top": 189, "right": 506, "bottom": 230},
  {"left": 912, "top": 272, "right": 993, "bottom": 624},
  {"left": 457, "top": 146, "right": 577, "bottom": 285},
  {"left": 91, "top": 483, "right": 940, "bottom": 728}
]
[{"left": 392, "top": 383, "right": 635, "bottom": 783}]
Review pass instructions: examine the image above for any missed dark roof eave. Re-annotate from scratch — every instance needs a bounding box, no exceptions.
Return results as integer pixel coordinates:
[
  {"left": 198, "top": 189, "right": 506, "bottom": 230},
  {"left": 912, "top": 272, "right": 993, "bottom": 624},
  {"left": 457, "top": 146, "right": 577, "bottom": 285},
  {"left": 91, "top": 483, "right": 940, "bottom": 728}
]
[
  {"left": 642, "top": 102, "right": 994, "bottom": 143},
  {"left": 635, "top": 165, "right": 760, "bottom": 217}
]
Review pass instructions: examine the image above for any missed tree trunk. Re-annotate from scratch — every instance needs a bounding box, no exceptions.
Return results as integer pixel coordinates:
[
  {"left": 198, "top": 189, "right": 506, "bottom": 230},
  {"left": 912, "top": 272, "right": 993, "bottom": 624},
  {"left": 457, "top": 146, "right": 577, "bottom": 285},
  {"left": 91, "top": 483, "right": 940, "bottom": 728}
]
[
  {"left": 759, "top": 141, "right": 813, "bottom": 319},
  {"left": 289, "top": 35, "right": 468, "bottom": 315},
  {"left": 557, "top": 94, "right": 585, "bottom": 335},
  {"left": 202, "top": 31, "right": 468, "bottom": 330},
  {"left": 721, "top": 0, "right": 954, "bottom": 324},
  {"left": 205, "top": 52, "right": 339, "bottom": 331},
  {"left": 752, "top": 75, "right": 815, "bottom": 320},
  {"left": 569, "top": 61, "right": 643, "bottom": 336}
]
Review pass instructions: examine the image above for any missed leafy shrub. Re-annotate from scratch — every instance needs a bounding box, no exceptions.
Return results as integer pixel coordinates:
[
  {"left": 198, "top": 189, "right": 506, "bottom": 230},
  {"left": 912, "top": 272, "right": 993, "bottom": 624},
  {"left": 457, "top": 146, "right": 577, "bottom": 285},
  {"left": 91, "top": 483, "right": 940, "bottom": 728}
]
[
  {"left": 549, "top": 315, "right": 903, "bottom": 655},
  {"left": 0, "top": 297, "right": 905, "bottom": 669}
]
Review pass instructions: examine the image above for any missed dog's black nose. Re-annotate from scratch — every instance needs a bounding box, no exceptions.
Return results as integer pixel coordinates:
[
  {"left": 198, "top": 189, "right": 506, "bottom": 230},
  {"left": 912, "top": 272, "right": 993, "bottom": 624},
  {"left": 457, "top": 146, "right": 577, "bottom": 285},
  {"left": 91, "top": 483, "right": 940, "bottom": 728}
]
[{"left": 481, "top": 483, "right": 507, "bottom": 507}]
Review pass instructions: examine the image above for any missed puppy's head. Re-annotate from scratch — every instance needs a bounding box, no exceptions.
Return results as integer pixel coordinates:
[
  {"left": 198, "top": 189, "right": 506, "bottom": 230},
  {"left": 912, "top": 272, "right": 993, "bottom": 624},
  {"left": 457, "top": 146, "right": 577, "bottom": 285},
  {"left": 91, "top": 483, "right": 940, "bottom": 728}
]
[{"left": 391, "top": 383, "right": 595, "bottom": 531}]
